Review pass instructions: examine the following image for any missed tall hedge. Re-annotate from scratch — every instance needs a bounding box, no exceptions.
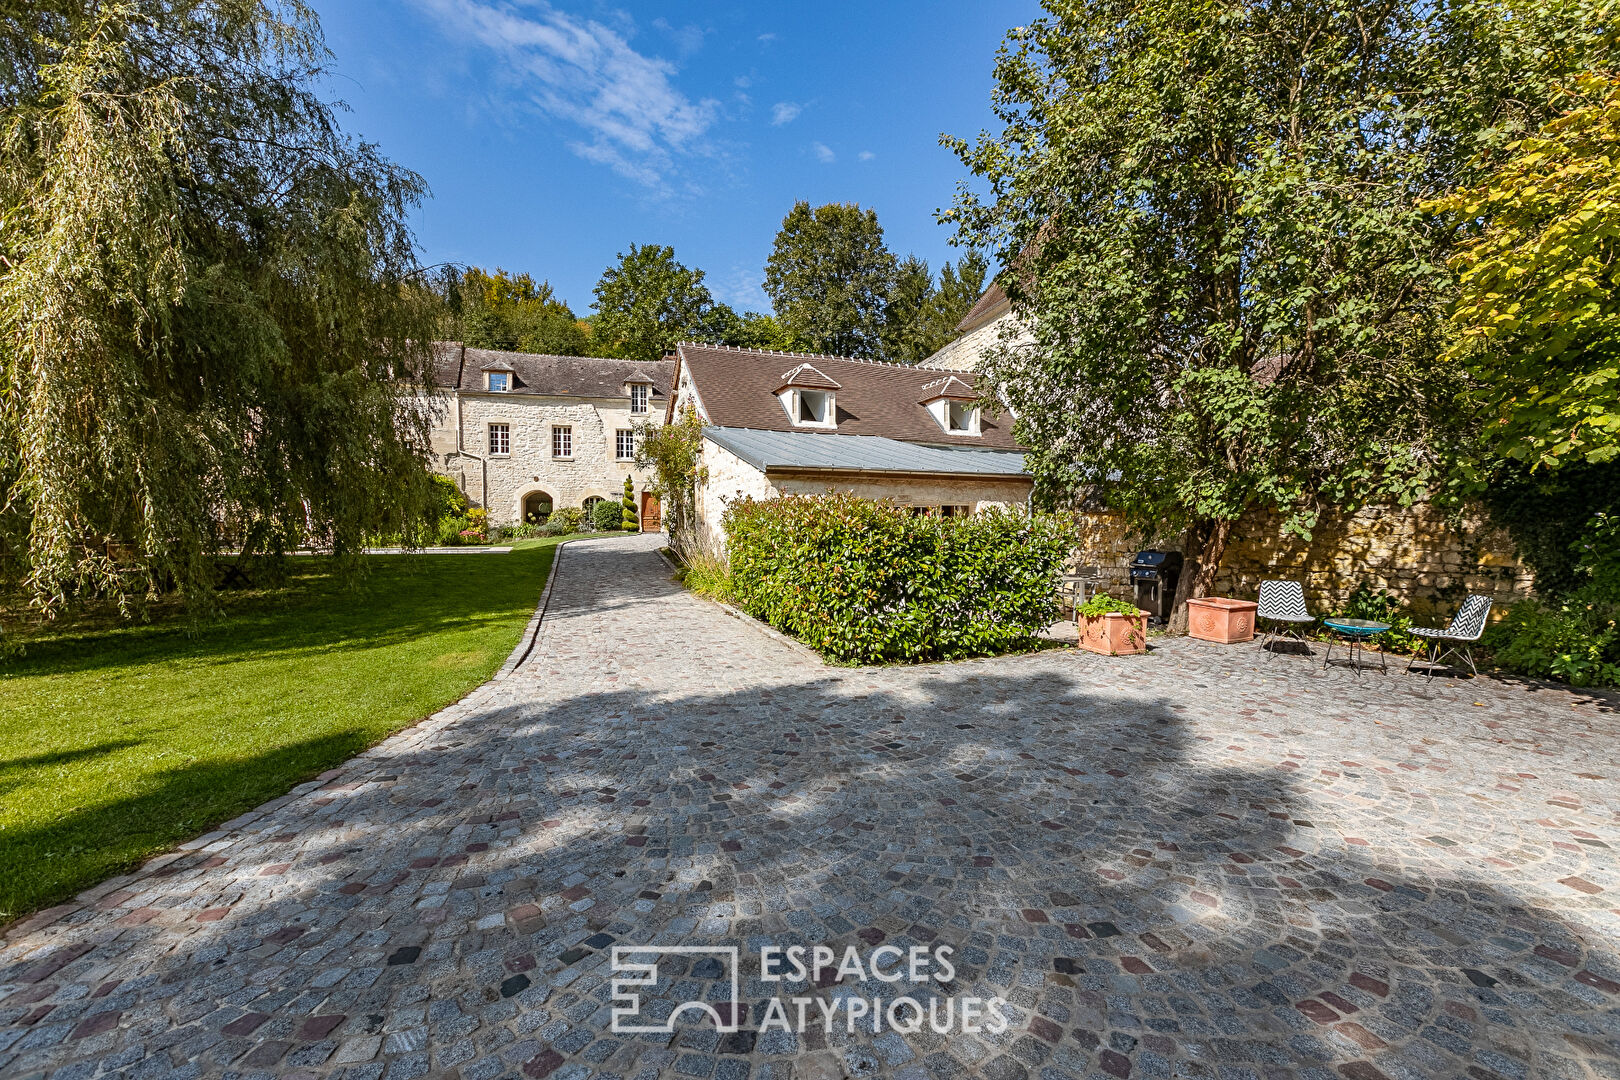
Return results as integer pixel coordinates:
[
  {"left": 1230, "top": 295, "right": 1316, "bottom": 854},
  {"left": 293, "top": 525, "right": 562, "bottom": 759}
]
[{"left": 724, "top": 493, "right": 1071, "bottom": 664}]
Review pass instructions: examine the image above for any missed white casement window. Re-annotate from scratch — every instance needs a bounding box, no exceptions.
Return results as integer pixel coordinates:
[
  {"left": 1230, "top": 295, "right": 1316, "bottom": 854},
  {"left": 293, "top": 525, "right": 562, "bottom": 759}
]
[
  {"left": 946, "top": 401, "right": 978, "bottom": 434},
  {"left": 488, "top": 423, "right": 510, "bottom": 456},
  {"left": 487, "top": 371, "right": 511, "bottom": 392},
  {"left": 552, "top": 425, "right": 572, "bottom": 458},
  {"left": 630, "top": 383, "right": 649, "bottom": 414},
  {"left": 615, "top": 429, "right": 636, "bottom": 460},
  {"left": 941, "top": 504, "right": 972, "bottom": 518},
  {"left": 796, "top": 389, "right": 832, "bottom": 425}
]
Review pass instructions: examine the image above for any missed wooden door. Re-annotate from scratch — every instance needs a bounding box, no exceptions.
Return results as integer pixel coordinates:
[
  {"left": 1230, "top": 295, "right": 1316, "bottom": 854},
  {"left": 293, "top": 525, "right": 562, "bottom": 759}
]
[{"left": 640, "top": 491, "right": 662, "bottom": 532}]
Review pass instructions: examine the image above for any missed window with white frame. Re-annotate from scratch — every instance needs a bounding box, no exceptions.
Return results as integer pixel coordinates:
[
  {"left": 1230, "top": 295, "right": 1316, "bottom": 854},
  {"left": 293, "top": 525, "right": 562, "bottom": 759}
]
[
  {"left": 615, "top": 429, "right": 635, "bottom": 460},
  {"left": 796, "top": 389, "right": 831, "bottom": 425},
  {"left": 488, "top": 423, "right": 510, "bottom": 456},
  {"left": 487, "top": 371, "right": 511, "bottom": 392},
  {"left": 551, "top": 425, "right": 572, "bottom": 458},
  {"left": 940, "top": 504, "right": 972, "bottom": 518},
  {"left": 629, "top": 383, "right": 649, "bottom": 414},
  {"left": 946, "top": 401, "right": 977, "bottom": 433}
]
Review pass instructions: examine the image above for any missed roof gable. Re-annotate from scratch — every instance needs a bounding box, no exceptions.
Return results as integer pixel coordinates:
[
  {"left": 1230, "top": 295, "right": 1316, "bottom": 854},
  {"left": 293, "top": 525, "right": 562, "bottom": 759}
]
[{"left": 674, "top": 343, "right": 1020, "bottom": 450}]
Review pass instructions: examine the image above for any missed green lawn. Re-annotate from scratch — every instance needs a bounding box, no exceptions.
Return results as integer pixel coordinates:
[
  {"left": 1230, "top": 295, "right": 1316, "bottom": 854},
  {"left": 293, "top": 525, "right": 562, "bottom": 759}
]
[{"left": 0, "top": 538, "right": 563, "bottom": 922}]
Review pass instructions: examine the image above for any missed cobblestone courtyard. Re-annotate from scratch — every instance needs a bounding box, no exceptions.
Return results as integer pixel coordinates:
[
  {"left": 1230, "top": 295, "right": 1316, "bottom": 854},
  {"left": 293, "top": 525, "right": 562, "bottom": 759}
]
[{"left": 3, "top": 534, "right": 1617, "bottom": 1080}]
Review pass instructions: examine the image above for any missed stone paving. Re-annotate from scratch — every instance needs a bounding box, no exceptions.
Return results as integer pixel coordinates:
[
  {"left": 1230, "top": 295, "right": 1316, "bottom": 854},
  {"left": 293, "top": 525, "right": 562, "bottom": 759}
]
[{"left": 2, "top": 533, "right": 1618, "bottom": 1080}]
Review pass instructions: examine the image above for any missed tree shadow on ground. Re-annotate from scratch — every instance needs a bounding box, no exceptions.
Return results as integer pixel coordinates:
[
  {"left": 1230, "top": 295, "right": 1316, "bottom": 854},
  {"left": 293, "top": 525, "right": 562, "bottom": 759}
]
[{"left": 2, "top": 661, "right": 1615, "bottom": 1080}]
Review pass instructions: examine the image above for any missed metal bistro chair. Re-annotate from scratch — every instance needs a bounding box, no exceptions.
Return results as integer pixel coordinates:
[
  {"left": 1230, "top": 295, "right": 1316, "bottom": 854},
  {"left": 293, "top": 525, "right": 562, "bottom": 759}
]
[
  {"left": 1060, "top": 565, "right": 1103, "bottom": 615},
  {"left": 1257, "top": 579, "right": 1317, "bottom": 657},
  {"left": 1407, "top": 595, "right": 1493, "bottom": 677}
]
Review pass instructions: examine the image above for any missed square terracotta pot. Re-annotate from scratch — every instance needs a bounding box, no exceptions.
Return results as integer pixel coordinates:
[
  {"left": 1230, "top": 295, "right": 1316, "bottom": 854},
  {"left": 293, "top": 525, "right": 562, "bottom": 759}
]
[
  {"left": 1186, "top": 597, "right": 1259, "bottom": 643},
  {"left": 1078, "top": 610, "right": 1149, "bottom": 655}
]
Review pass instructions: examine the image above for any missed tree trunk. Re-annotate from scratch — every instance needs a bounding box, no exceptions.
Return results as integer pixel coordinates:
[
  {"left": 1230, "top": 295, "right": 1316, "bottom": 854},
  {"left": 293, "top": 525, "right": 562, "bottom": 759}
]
[{"left": 1164, "top": 517, "right": 1233, "bottom": 635}]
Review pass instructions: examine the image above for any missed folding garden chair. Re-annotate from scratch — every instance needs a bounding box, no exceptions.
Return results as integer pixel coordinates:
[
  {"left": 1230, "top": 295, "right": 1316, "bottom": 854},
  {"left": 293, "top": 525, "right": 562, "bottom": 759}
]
[
  {"left": 1406, "top": 594, "right": 1493, "bottom": 677},
  {"left": 1256, "top": 579, "right": 1316, "bottom": 656}
]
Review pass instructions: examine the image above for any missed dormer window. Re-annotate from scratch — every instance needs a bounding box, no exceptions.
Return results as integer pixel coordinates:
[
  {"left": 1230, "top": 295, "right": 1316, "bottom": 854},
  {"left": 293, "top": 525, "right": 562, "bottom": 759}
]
[
  {"left": 630, "top": 383, "right": 649, "bottom": 414},
  {"left": 487, "top": 371, "right": 511, "bottom": 392},
  {"left": 920, "top": 375, "right": 982, "bottom": 437},
  {"left": 775, "top": 363, "right": 841, "bottom": 429}
]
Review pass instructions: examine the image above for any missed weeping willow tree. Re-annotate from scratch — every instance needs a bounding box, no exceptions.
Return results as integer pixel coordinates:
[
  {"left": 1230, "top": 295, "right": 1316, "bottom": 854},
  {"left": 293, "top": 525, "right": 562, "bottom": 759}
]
[{"left": 0, "top": 0, "right": 441, "bottom": 618}]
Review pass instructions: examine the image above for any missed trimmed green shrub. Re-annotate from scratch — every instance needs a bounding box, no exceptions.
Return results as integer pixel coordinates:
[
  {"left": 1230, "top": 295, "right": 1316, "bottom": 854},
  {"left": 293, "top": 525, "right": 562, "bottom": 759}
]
[
  {"left": 724, "top": 493, "right": 1071, "bottom": 664},
  {"left": 621, "top": 476, "right": 639, "bottom": 531},
  {"left": 591, "top": 497, "right": 624, "bottom": 532}
]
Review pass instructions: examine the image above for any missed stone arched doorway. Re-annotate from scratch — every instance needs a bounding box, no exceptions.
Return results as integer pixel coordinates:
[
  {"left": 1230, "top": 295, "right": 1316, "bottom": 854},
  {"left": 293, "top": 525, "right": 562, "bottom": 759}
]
[{"left": 521, "top": 490, "right": 553, "bottom": 523}]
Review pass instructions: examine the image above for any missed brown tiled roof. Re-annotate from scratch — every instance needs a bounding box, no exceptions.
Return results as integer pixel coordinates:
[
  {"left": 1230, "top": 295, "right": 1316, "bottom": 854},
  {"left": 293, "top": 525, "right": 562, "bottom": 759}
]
[
  {"left": 673, "top": 343, "right": 1021, "bottom": 450},
  {"left": 918, "top": 374, "right": 977, "bottom": 402},
  {"left": 430, "top": 343, "right": 674, "bottom": 400},
  {"left": 956, "top": 281, "right": 1011, "bottom": 333}
]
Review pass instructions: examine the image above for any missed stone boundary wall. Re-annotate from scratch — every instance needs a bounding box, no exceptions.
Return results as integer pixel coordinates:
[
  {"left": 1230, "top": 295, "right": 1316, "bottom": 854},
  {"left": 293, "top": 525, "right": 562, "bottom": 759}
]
[{"left": 1069, "top": 504, "right": 1533, "bottom": 618}]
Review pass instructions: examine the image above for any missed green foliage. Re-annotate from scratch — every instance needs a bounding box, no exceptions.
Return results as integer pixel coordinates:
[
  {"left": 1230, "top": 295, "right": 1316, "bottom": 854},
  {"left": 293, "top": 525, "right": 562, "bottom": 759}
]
[
  {"left": 592, "top": 244, "right": 716, "bottom": 362},
  {"left": 1075, "top": 593, "right": 1144, "bottom": 618},
  {"left": 1481, "top": 458, "right": 1620, "bottom": 593},
  {"left": 453, "top": 267, "right": 588, "bottom": 356},
  {"left": 1434, "top": 72, "right": 1620, "bottom": 469},
  {"left": 677, "top": 548, "right": 735, "bottom": 603},
  {"left": 880, "top": 253, "right": 992, "bottom": 365},
  {"left": 764, "top": 201, "right": 897, "bottom": 358},
  {"left": 1327, "top": 583, "right": 1425, "bottom": 655},
  {"left": 429, "top": 474, "right": 469, "bottom": 522},
  {"left": 701, "top": 307, "right": 812, "bottom": 352},
  {"left": 724, "top": 494, "right": 1072, "bottom": 664},
  {"left": 591, "top": 497, "right": 625, "bottom": 531},
  {"left": 621, "top": 475, "right": 639, "bottom": 531},
  {"left": 942, "top": 0, "right": 1616, "bottom": 615},
  {"left": 1484, "top": 588, "right": 1620, "bottom": 686},
  {"left": 544, "top": 507, "right": 585, "bottom": 536},
  {"left": 0, "top": 0, "right": 446, "bottom": 616},
  {"left": 633, "top": 410, "right": 705, "bottom": 545}
]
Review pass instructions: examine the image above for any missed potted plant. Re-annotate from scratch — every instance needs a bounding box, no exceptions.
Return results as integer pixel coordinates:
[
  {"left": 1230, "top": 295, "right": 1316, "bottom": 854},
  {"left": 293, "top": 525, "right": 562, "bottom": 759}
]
[
  {"left": 1186, "top": 596, "right": 1259, "bottom": 643},
  {"left": 1075, "top": 594, "right": 1150, "bottom": 655}
]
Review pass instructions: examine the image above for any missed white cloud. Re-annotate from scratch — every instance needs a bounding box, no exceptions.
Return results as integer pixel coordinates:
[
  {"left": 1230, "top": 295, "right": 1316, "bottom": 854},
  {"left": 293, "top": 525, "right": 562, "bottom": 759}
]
[
  {"left": 812, "top": 141, "right": 835, "bottom": 164},
  {"left": 757, "top": 32, "right": 777, "bottom": 43},
  {"left": 410, "top": 0, "right": 719, "bottom": 189},
  {"left": 770, "top": 101, "right": 802, "bottom": 126},
  {"left": 858, "top": 150, "right": 875, "bottom": 161}
]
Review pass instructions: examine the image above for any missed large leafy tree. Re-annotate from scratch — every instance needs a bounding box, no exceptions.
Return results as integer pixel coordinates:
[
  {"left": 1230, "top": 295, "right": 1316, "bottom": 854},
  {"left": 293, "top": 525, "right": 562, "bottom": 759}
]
[
  {"left": 592, "top": 244, "right": 715, "bottom": 363},
  {"left": 764, "top": 201, "right": 897, "bottom": 358},
  {"left": 946, "top": 0, "right": 1614, "bottom": 628},
  {"left": 0, "top": 0, "right": 440, "bottom": 616},
  {"left": 1435, "top": 72, "right": 1620, "bottom": 470},
  {"left": 454, "top": 267, "right": 589, "bottom": 356}
]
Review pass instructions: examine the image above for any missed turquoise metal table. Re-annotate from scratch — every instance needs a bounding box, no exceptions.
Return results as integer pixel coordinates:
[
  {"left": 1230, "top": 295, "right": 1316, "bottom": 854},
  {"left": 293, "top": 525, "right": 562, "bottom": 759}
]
[{"left": 1322, "top": 618, "right": 1391, "bottom": 673}]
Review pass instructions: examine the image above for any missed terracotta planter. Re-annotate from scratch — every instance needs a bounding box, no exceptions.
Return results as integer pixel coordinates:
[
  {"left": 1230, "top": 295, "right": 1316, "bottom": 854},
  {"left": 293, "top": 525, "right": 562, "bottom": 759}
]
[
  {"left": 1186, "top": 597, "right": 1258, "bottom": 643},
  {"left": 1078, "top": 610, "right": 1149, "bottom": 655}
]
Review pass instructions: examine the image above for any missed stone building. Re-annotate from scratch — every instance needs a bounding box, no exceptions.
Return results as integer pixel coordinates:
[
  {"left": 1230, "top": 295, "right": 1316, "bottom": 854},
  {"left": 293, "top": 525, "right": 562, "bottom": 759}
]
[
  {"left": 918, "top": 281, "right": 1033, "bottom": 372},
  {"left": 666, "top": 343, "right": 1032, "bottom": 546},
  {"left": 428, "top": 343, "right": 673, "bottom": 529}
]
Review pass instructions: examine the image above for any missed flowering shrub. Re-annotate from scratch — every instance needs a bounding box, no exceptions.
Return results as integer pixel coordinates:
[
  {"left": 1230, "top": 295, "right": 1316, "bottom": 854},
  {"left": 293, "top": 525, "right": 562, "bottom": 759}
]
[{"left": 724, "top": 493, "right": 1071, "bottom": 664}]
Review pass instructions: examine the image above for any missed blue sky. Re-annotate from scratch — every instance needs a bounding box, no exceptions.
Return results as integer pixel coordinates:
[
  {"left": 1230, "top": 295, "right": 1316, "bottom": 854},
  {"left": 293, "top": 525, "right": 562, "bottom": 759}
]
[{"left": 314, "top": 1, "right": 1041, "bottom": 314}]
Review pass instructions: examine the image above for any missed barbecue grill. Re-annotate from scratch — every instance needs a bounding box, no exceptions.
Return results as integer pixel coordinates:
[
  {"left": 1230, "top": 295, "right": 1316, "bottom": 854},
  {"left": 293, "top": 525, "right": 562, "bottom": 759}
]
[{"left": 1130, "top": 550, "right": 1184, "bottom": 623}]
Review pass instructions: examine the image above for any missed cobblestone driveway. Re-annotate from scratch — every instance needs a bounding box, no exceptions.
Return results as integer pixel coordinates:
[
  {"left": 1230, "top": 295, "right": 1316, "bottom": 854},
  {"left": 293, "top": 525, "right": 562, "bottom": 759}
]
[{"left": 3, "top": 534, "right": 1618, "bottom": 1080}]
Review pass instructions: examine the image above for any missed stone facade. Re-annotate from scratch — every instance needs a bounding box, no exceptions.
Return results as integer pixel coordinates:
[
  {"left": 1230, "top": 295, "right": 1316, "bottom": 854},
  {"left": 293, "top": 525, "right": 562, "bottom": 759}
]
[
  {"left": 1069, "top": 504, "right": 1533, "bottom": 618},
  {"left": 429, "top": 390, "right": 661, "bottom": 527},
  {"left": 919, "top": 310, "right": 1033, "bottom": 372}
]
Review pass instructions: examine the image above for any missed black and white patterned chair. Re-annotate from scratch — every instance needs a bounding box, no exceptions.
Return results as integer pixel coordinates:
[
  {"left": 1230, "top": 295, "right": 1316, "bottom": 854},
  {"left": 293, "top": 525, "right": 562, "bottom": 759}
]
[
  {"left": 1256, "top": 580, "right": 1315, "bottom": 656},
  {"left": 1407, "top": 594, "right": 1493, "bottom": 677}
]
